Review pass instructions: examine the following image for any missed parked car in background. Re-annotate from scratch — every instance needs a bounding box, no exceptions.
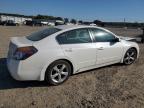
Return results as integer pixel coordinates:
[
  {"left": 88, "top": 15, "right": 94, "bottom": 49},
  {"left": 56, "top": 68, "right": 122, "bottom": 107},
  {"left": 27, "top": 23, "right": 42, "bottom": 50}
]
[
  {"left": 7, "top": 25, "right": 139, "bottom": 85},
  {"left": 48, "top": 22, "right": 55, "bottom": 26},
  {"left": 0, "top": 20, "right": 17, "bottom": 26},
  {"left": 25, "top": 20, "right": 56, "bottom": 26},
  {"left": 55, "top": 20, "right": 64, "bottom": 26},
  {"left": 25, "top": 20, "right": 42, "bottom": 26},
  {"left": 41, "top": 21, "right": 48, "bottom": 26},
  {"left": 90, "top": 23, "right": 97, "bottom": 26}
]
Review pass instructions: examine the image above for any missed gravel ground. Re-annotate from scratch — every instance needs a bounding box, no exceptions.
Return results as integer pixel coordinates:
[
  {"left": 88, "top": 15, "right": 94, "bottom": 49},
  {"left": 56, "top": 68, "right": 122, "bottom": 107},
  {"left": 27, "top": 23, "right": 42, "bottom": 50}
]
[{"left": 0, "top": 26, "right": 144, "bottom": 108}]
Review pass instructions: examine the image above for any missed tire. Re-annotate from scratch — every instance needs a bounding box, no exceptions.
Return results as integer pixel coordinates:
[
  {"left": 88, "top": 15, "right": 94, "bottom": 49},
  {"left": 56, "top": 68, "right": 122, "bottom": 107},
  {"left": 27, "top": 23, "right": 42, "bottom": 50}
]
[
  {"left": 45, "top": 60, "right": 72, "bottom": 85},
  {"left": 123, "top": 48, "right": 137, "bottom": 65}
]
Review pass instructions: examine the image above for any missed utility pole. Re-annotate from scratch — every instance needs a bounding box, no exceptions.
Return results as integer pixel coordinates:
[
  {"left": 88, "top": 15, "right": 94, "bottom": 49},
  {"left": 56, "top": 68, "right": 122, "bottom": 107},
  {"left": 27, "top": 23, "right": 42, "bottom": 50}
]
[
  {"left": 124, "top": 18, "right": 126, "bottom": 27},
  {"left": 124, "top": 18, "right": 125, "bottom": 23},
  {"left": 142, "top": 27, "right": 144, "bottom": 43}
]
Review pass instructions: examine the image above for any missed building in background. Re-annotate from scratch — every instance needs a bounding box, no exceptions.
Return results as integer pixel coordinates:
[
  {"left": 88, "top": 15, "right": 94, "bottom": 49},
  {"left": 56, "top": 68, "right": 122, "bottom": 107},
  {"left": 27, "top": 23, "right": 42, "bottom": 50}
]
[{"left": 0, "top": 13, "right": 32, "bottom": 25}]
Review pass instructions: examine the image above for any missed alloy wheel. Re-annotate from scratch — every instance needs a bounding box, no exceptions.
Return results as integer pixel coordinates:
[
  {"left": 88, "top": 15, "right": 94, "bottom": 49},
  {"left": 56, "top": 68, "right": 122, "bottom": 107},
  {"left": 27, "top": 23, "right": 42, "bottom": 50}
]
[
  {"left": 50, "top": 64, "right": 69, "bottom": 83},
  {"left": 123, "top": 48, "right": 137, "bottom": 65}
]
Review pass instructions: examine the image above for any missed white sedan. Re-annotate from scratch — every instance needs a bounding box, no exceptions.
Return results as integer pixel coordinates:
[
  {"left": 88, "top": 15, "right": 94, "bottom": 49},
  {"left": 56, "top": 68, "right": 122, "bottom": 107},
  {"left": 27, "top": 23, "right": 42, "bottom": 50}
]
[{"left": 7, "top": 25, "right": 139, "bottom": 85}]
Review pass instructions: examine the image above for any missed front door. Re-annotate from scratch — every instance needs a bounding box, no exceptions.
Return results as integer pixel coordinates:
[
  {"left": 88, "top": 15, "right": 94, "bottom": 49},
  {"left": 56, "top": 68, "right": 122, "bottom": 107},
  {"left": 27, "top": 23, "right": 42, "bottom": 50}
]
[{"left": 90, "top": 28, "right": 123, "bottom": 65}]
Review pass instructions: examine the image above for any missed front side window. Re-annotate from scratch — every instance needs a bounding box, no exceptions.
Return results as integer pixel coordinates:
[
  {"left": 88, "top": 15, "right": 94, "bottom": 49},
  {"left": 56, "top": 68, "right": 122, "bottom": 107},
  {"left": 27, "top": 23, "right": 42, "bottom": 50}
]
[
  {"left": 56, "top": 28, "right": 92, "bottom": 44},
  {"left": 90, "top": 28, "right": 116, "bottom": 42},
  {"left": 27, "top": 27, "right": 61, "bottom": 41}
]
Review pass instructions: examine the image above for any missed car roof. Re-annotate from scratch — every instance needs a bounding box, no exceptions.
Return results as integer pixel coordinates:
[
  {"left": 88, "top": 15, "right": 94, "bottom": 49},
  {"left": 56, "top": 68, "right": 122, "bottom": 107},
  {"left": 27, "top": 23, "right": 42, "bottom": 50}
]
[
  {"left": 54, "top": 25, "right": 117, "bottom": 38},
  {"left": 55, "top": 25, "right": 97, "bottom": 30}
]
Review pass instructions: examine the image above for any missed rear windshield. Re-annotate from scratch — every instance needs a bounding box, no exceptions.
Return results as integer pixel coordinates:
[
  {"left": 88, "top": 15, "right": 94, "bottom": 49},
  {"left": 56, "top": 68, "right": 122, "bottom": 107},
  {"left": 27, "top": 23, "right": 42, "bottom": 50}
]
[{"left": 27, "top": 27, "right": 61, "bottom": 41}]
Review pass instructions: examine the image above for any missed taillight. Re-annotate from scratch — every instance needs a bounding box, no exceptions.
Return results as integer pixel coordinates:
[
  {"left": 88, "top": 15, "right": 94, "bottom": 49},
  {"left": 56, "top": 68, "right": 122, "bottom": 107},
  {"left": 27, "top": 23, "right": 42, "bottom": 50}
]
[{"left": 13, "top": 46, "right": 38, "bottom": 60}]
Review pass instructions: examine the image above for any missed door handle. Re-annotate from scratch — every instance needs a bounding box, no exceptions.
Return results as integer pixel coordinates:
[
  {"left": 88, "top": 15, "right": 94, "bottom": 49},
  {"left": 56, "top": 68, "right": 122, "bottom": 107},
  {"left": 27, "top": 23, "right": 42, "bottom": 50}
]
[
  {"left": 98, "top": 47, "right": 104, "bottom": 50},
  {"left": 65, "top": 48, "right": 72, "bottom": 52}
]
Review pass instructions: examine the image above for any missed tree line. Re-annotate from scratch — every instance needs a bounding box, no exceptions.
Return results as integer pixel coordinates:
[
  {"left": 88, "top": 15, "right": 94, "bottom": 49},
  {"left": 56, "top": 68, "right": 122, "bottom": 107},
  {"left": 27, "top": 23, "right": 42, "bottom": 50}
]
[
  {"left": 32, "top": 15, "right": 144, "bottom": 28},
  {"left": 1, "top": 13, "right": 144, "bottom": 28}
]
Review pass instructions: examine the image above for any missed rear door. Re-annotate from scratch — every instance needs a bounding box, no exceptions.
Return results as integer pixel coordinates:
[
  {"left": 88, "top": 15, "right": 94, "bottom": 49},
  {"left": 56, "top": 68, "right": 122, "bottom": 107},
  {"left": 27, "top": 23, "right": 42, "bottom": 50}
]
[
  {"left": 56, "top": 28, "right": 97, "bottom": 69},
  {"left": 90, "top": 28, "right": 124, "bottom": 65}
]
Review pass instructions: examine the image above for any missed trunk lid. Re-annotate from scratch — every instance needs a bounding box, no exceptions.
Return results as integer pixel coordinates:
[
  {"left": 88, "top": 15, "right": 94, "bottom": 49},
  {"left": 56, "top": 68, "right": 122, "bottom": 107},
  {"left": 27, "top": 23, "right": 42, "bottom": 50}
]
[{"left": 11, "top": 36, "right": 34, "bottom": 47}]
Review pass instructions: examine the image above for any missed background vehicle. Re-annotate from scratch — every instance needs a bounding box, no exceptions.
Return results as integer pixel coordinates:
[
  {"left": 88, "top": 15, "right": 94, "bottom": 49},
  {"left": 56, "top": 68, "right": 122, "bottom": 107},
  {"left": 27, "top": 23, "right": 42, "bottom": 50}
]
[
  {"left": 7, "top": 25, "right": 139, "bottom": 85},
  {"left": 0, "top": 20, "right": 17, "bottom": 26},
  {"left": 25, "top": 20, "right": 43, "bottom": 26}
]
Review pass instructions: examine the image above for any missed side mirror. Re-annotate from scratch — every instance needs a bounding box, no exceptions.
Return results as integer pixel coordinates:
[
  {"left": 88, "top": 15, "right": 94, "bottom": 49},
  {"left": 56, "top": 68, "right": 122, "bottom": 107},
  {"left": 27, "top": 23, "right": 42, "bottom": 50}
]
[{"left": 111, "top": 38, "right": 119, "bottom": 43}]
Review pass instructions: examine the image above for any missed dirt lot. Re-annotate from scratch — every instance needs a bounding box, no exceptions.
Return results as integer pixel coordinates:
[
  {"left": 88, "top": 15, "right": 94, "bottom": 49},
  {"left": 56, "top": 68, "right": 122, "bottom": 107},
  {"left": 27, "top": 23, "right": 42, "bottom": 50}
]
[{"left": 0, "top": 26, "right": 144, "bottom": 108}]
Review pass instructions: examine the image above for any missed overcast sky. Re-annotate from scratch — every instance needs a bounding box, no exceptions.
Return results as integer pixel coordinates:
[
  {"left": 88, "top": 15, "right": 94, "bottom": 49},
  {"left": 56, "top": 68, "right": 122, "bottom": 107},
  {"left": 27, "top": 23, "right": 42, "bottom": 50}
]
[{"left": 0, "top": 0, "right": 144, "bottom": 22}]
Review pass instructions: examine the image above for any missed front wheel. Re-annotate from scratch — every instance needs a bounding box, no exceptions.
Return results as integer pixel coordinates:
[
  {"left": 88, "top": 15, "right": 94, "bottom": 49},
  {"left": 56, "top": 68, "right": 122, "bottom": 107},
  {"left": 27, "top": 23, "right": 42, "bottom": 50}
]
[
  {"left": 123, "top": 48, "right": 137, "bottom": 65},
  {"left": 45, "top": 60, "right": 72, "bottom": 85}
]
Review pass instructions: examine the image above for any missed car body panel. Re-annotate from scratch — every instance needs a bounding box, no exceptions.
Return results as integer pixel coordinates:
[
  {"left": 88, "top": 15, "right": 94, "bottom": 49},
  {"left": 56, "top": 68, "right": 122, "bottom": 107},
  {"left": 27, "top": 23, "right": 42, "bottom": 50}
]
[
  {"left": 7, "top": 25, "right": 140, "bottom": 81},
  {"left": 60, "top": 43, "right": 97, "bottom": 70},
  {"left": 94, "top": 41, "right": 124, "bottom": 65}
]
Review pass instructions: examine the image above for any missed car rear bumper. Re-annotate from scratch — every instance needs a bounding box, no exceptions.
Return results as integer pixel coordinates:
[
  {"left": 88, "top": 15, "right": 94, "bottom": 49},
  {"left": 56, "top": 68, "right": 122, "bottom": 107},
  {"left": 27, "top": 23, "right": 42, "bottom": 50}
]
[
  {"left": 7, "top": 58, "right": 22, "bottom": 80},
  {"left": 7, "top": 58, "right": 41, "bottom": 81}
]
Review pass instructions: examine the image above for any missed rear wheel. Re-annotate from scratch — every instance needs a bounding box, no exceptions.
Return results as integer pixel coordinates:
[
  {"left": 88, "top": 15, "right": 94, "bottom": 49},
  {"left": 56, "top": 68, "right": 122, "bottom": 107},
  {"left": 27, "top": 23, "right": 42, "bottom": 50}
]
[
  {"left": 123, "top": 48, "right": 137, "bottom": 65},
  {"left": 45, "top": 60, "right": 72, "bottom": 85}
]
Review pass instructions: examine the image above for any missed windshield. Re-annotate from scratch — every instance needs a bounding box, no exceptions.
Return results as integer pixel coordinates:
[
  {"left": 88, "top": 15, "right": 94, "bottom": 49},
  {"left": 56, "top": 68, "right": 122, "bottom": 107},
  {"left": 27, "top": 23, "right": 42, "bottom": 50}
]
[{"left": 27, "top": 27, "right": 61, "bottom": 41}]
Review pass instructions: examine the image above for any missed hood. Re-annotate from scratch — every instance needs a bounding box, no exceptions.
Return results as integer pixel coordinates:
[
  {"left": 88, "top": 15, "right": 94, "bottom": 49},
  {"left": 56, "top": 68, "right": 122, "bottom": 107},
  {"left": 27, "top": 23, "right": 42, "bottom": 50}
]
[{"left": 119, "top": 36, "right": 136, "bottom": 41}]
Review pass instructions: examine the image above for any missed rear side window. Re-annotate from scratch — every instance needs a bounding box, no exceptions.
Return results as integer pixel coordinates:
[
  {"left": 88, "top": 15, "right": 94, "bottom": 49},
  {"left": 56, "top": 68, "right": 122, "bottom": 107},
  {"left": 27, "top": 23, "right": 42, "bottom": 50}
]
[
  {"left": 56, "top": 28, "right": 92, "bottom": 44},
  {"left": 90, "top": 28, "right": 116, "bottom": 42},
  {"left": 27, "top": 28, "right": 61, "bottom": 41}
]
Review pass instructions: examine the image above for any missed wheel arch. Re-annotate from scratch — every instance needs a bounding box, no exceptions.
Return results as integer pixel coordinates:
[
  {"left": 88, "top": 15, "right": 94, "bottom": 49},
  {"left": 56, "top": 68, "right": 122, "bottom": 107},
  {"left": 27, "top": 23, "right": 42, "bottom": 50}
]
[
  {"left": 39, "top": 58, "right": 74, "bottom": 81},
  {"left": 131, "top": 47, "right": 138, "bottom": 52},
  {"left": 129, "top": 47, "right": 139, "bottom": 58},
  {"left": 121, "top": 46, "right": 138, "bottom": 63}
]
